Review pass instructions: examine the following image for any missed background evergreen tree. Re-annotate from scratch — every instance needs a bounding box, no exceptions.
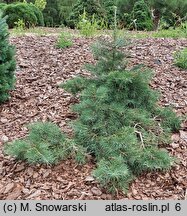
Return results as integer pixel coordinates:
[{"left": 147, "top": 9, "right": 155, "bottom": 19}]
[
  {"left": 116, "top": 0, "right": 137, "bottom": 27},
  {"left": 26, "top": 0, "right": 77, "bottom": 26},
  {"left": 0, "top": 2, "right": 6, "bottom": 9},
  {"left": 62, "top": 7, "right": 180, "bottom": 192},
  {"left": 129, "top": 0, "right": 153, "bottom": 30},
  {"left": 100, "top": 0, "right": 118, "bottom": 28},
  {"left": 0, "top": 15, "right": 16, "bottom": 103},
  {"left": 43, "top": 0, "right": 60, "bottom": 26},
  {"left": 67, "top": 0, "right": 106, "bottom": 28},
  {"left": 58, "top": 0, "right": 77, "bottom": 26}
]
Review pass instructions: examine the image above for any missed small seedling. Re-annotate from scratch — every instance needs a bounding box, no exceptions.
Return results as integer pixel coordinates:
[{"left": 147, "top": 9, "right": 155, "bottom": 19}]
[
  {"left": 77, "top": 9, "right": 99, "bottom": 37},
  {"left": 56, "top": 31, "right": 73, "bottom": 49}
]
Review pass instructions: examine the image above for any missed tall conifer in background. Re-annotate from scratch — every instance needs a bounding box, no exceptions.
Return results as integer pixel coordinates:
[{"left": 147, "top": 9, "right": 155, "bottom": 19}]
[{"left": 0, "top": 15, "right": 16, "bottom": 103}]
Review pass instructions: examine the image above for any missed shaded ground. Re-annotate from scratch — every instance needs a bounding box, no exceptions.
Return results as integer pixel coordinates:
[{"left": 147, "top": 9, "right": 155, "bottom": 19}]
[{"left": 0, "top": 35, "right": 187, "bottom": 200}]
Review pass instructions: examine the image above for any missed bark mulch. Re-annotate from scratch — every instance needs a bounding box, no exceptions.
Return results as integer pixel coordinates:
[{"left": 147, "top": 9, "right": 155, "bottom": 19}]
[{"left": 0, "top": 35, "right": 186, "bottom": 200}]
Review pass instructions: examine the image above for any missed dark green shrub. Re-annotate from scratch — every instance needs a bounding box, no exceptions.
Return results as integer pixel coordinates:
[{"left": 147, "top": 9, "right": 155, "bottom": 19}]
[
  {"left": 67, "top": 0, "right": 106, "bottom": 28},
  {"left": 4, "top": 122, "right": 86, "bottom": 164},
  {"left": 117, "top": 0, "right": 136, "bottom": 18},
  {"left": 100, "top": 0, "right": 118, "bottom": 28},
  {"left": 129, "top": 0, "right": 153, "bottom": 31},
  {"left": 123, "top": 12, "right": 131, "bottom": 28},
  {"left": 27, "top": 3, "right": 44, "bottom": 26},
  {"left": 43, "top": 0, "right": 60, "bottom": 27},
  {"left": 0, "top": 3, "right": 6, "bottom": 12},
  {"left": 62, "top": 12, "right": 180, "bottom": 192},
  {"left": 0, "top": 15, "right": 16, "bottom": 103},
  {"left": 2, "top": 2, "right": 44, "bottom": 28},
  {"left": 58, "top": 0, "right": 77, "bottom": 26}
]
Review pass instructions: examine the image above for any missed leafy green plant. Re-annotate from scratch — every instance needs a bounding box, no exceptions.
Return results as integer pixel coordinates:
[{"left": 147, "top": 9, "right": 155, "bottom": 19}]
[
  {"left": 174, "top": 48, "right": 187, "bottom": 69},
  {"left": 77, "top": 9, "right": 99, "bottom": 37},
  {"left": 14, "top": 19, "right": 25, "bottom": 32},
  {"left": 0, "top": 15, "right": 16, "bottom": 103},
  {"left": 4, "top": 122, "right": 86, "bottom": 164},
  {"left": 181, "top": 21, "right": 187, "bottom": 30},
  {"left": 56, "top": 31, "right": 73, "bottom": 49},
  {"left": 61, "top": 7, "right": 180, "bottom": 193}
]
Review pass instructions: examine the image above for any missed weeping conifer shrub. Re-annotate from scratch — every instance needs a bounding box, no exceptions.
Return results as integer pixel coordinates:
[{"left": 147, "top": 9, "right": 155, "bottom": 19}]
[
  {"left": 5, "top": 122, "right": 87, "bottom": 164},
  {"left": 62, "top": 7, "right": 181, "bottom": 193},
  {"left": 0, "top": 15, "right": 16, "bottom": 103}
]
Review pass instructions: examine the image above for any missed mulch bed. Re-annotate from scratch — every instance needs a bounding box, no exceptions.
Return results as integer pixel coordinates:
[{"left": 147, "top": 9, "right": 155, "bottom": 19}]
[{"left": 0, "top": 35, "right": 186, "bottom": 200}]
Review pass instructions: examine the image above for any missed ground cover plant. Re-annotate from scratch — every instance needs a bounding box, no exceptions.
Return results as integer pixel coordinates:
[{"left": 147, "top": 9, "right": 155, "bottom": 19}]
[
  {"left": 174, "top": 48, "right": 187, "bottom": 69},
  {"left": 0, "top": 15, "right": 16, "bottom": 103},
  {"left": 152, "top": 27, "right": 187, "bottom": 39},
  {"left": 56, "top": 31, "right": 73, "bottom": 48}
]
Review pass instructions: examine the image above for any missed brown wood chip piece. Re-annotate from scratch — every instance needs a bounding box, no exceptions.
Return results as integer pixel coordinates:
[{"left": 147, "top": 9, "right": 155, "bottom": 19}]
[
  {"left": 91, "top": 187, "right": 102, "bottom": 196},
  {"left": 4, "top": 183, "right": 15, "bottom": 194}
]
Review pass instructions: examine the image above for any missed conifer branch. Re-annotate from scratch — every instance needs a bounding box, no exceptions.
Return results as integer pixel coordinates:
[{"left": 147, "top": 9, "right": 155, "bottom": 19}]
[
  {"left": 135, "top": 130, "right": 145, "bottom": 149},
  {"left": 134, "top": 123, "right": 145, "bottom": 148},
  {"left": 30, "top": 146, "right": 50, "bottom": 164}
]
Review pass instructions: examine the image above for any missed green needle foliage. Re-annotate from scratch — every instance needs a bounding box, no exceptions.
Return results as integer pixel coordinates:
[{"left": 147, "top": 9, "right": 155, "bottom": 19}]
[
  {"left": 62, "top": 7, "right": 181, "bottom": 192},
  {"left": 0, "top": 15, "right": 16, "bottom": 103},
  {"left": 4, "top": 122, "right": 87, "bottom": 164}
]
